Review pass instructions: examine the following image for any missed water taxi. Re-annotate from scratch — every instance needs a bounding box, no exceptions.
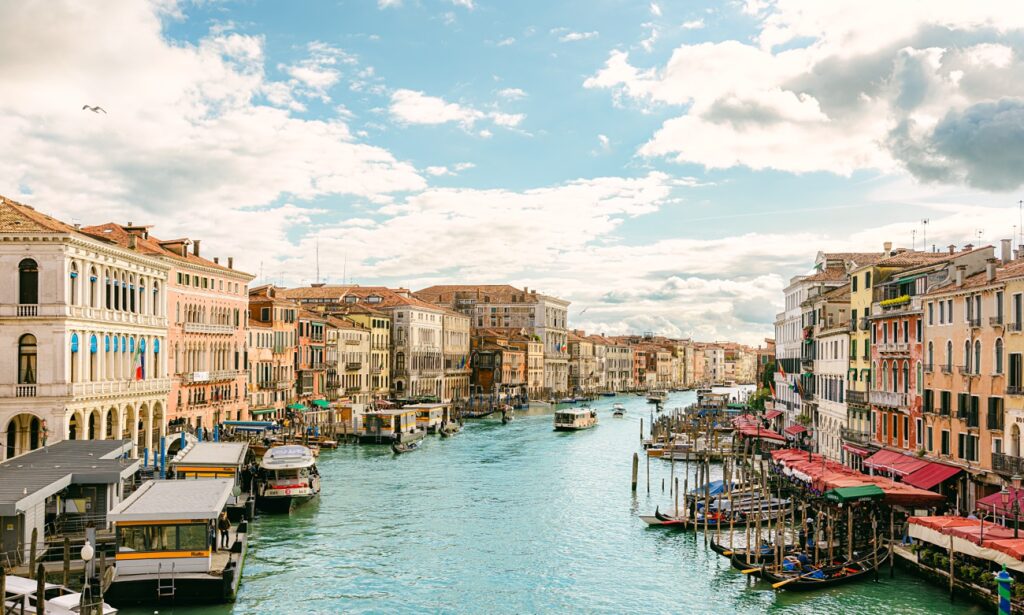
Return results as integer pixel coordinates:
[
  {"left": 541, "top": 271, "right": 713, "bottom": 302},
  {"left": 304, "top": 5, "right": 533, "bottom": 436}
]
[
  {"left": 256, "top": 445, "right": 321, "bottom": 513},
  {"left": 105, "top": 479, "right": 246, "bottom": 606},
  {"left": 646, "top": 390, "right": 668, "bottom": 404},
  {"left": 553, "top": 407, "right": 598, "bottom": 431},
  {"left": 612, "top": 403, "right": 626, "bottom": 417},
  {"left": 3, "top": 574, "right": 118, "bottom": 614}
]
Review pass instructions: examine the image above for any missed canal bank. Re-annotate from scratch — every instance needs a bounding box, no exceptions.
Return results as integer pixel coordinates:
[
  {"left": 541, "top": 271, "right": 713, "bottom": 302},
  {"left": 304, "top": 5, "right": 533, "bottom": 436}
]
[{"left": 122, "top": 391, "right": 983, "bottom": 614}]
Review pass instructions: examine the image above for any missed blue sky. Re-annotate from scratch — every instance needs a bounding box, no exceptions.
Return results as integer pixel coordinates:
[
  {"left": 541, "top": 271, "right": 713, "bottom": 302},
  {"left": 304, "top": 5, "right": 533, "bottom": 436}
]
[{"left": 2, "top": 1, "right": 1024, "bottom": 344}]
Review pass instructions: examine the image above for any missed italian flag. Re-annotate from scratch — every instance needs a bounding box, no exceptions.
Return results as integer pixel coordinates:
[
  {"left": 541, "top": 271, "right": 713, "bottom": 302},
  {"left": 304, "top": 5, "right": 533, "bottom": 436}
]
[{"left": 133, "top": 344, "right": 145, "bottom": 381}]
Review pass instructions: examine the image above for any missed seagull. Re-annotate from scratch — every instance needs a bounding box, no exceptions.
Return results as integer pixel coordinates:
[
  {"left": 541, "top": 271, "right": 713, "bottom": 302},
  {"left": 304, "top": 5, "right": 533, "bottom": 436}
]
[
  {"left": 82, "top": 105, "right": 106, "bottom": 114},
  {"left": 578, "top": 307, "right": 589, "bottom": 316}
]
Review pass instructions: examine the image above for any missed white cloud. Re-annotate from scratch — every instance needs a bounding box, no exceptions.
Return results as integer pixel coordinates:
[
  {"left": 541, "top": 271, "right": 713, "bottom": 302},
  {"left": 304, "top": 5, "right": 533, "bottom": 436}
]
[
  {"left": 423, "top": 162, "right": 475, "bottom": 176},
  {"left": 597, "top": 134, "right": 610, "bottom": 150},
  {"left": 559, "top": 31, "right": 599, "bottom": 43},
  {"left": 450, "top": 0, "right": 474, "bottom": 9},
  {"left": 497, "top": 87, "right": 527, "bottom": 99},
  {"left": 378, "top": 0, "right": 401, "bottom": 8},
  {"left": 389, "top": 89, "right": 526, "bottom": 131},
  {"left": 681, "top": 19, "right": 705, "bottom": 30},
  {"left": 650, "top": 3, "right": 662, "bottom": 17},
  {"left": 496, "top": 37, "right": 516, "bottom": 47},
  {"left": 640, "top": 23, "right": 660, "bottom": 52},
  {"left": 584, "top": 2, "right": 1024, "bottom": 184}
]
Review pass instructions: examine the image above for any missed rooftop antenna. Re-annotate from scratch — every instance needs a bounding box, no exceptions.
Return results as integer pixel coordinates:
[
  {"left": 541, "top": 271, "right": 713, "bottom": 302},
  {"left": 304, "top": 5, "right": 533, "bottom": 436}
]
[
  {"left": 911, "top": 229, "right": 917, "bottom": 251},
  {"left": 315, "top": 237, "right": 320, "bottom": 284},
  {"left": 976, "top": 228, "right": 984, "bottom": 243},
  {"left": 922, "top": 218, "right": 930, "bottom": 252}
]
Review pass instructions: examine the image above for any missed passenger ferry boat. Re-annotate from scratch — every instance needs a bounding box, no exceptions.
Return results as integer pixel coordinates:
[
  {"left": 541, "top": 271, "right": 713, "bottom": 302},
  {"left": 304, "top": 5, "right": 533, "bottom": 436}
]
[
  {"left": 612, "top": 403, "right": 626, "bottom": 417},
  {"left": 553, "top": 407, "right": 598, "bottom": 431},
  {"left": 256, "top": 445, "right": 321, "bottom": 513},
  {"left": 646, "top": 390, "right": 668, "bottom": 404}
]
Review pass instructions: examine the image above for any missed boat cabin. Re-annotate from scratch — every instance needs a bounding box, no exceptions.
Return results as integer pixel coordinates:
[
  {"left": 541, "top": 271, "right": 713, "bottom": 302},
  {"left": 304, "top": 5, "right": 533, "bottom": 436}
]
[
  {"left": 553, "top": 408, "right": 598, "bottom": 430},
  {"left": 171, "top": 442, "right": 253, "bottom": 521},
  {"left": 403, "top": 403, "right": 447, "bottom": 433},
  {"left": 106, "top": 478, "right": 247, "bottom": 605},
  {"left": 358, "top": 409, "right": 419, "bottom": 442}
]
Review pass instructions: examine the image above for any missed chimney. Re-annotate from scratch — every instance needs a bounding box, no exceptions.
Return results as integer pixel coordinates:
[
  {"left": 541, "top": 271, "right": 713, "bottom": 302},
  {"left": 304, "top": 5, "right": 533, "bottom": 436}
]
[
  {"left": 987, "top": 258, "right": 998, "bottom": 282},
  {"left": 1003, "top": 239, "right": 1013, "bottom": 263},
  {"left": 948, "top": 244, "right": 956, "bottom": 255},
  {"left": 956, "top": 265, "right": 966, "bottom": 287},
  {"left": 128, "top": 234, "right": 137, "bottom": 250},
  {"left": 964, "top": 243, "right": 974, "bottom": 252},
  {"left": 883, "top": 241, "right": 892, "bottom": 255},
  {"left": 228, "top": 257, "right": 234, "bottom": 269},
  {"left": 213, "top": 257, "right": 219, "bottom": 264},
  {"left": 192, "top": 240, "right": 200, "bottom": 257}
]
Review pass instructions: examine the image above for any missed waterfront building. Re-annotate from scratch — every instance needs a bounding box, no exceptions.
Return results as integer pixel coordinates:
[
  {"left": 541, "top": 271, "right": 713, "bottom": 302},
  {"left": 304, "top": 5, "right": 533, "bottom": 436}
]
[
  {"left": 81, "top": 224, "right": 253, "bottom": 430},
  {"left": 921, "top": 246, "right": 1010, "bottom": 511},
  {"left": 502, "top": 329, "right": 544, "bottom": 397},
  {"left": 246, "top": 320, "right": 276, "bottom": 420},
  {"left": 605, "top": 339, "right": 633, "bottom": 392},
  {"left": 297, "top": 310, "right": 328, "bottom": 406},
  {"left": 999, "top": 246, "right": 1024, "bottom": 477},
  {"left": 471, "top": 329, "right": 527, "bottom": 400},
  {"left": 414, "top": 285, "right": 570, "bottom": 396},
  {"left": 704, "top": 346, "right": 725, "bottom": 385},
  {"left": 809, "top": 285, "right": 851, "bottom": 461},
  {"left": 441, "top": 309, "right": 471, "bottom": 402},
  {"left": 247, "top": 285, "right": 299, "bottom": 420},
  {"left": 0, "top": 197, "right": 170, "bottom": 459},
  {"left": 568, "top": 331, "right": 597, "bottom": 394},
  {"left": 590, "top": 336, "right": 609, "bottom": 393},
  {"left": 328, "top": 315, "right": 371, "bottom": 406}
]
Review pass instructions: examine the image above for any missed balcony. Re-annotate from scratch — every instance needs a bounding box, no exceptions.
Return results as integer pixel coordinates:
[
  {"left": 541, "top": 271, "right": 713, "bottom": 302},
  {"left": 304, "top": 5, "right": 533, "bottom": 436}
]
[
  {"left": 923, "top": 363, "right": 934, "bottom": 373},
  {"left": 182, "top": 370, "right": 239, "bottom": 384},
  {"left": 183, "top": 322, "right": 236, "bottom": 335},
  {"left": 993, "top": 452, "right": 1024, "bottom": 477},
  {"left": 846, "top": 390, "right": 868, "bottom": 406},
  {"left": 17, "top": 304, "right": 38, "bottom": 317},
  {"left": 957, "top": 365, "right": 978, "bottom": 377},
  {"left": 345, "top": 361, "right": 362, "bottom": 371},
  {"left": 68, "top": 306, "right": 166, "bottom": 327},
  {"left": 870, "top": 389, "right": 908, "bottom": 408},
  {"left": 275, "top": 380, "right": 292, "bottom": 390},
  {"left": 941, "top": 364, "right": 953, "bottom": 374},
  {"left": 1009, "top": 322, "right": 1023, "bottom": 333},
  {"left": 841, "top": 427, "right": 873, "bottom": 445},
  {"left": 1009, "top": 385, "right": 1024, "bottom": 396},
  {"left": 345, "top": 386, "right": 361, "bottom": 394},
  {"left": 71, "top": 377, "right": 172, "bottom": 396},
  {"left": 991, "top": 315, "right": 1005, "bottom": 327},
  {"left": 968, "top": 316, "right": 982, "bottom": 329},
  {"left": 15, "top": 384, "right": 36, "bottom": 397}
]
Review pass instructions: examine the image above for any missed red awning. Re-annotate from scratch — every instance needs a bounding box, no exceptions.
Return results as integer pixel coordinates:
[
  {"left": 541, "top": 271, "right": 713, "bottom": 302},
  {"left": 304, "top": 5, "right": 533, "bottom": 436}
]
[
  {"left": 783, "top": 424, "right": 807, "bottom": 436},
  {"left": 842, "top": 443, "right": 871, "bottom": 457},
  {"left": 764, "top": 410, "right": 783, "bottom": 420},
  {"left": 978, "top": 487, "right": 1024, "bottom": 519},
  {"left": 903, "top": 461, "right": 963, "bottom": 490},
  {"left": 863, "top": 449, "right": 929, "bottom": 476}
]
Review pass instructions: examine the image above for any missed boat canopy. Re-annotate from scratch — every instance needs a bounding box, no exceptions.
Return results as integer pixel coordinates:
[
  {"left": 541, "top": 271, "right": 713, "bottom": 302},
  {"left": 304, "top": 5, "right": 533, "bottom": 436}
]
[
  {"left": 109, "top": 478, "right": 233, "bottom": 522},
  {"left": 261, "top": 445, "right": 315, "bottom": 471},
  {"left": 224, "top": 420, "right": 276, "bottom": 428}
]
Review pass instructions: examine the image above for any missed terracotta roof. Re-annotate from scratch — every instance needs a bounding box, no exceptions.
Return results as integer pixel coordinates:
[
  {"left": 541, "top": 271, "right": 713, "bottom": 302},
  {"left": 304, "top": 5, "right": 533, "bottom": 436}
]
[
  {"left": 875, "top": 250, "right": 974, "bottom": 268},
  {"left": 80, "top": 222, "right": 252, "bottom": 277},
  {"left": 280, "top": 285, "right": 353, "bottom": 300},
  {"left": 415, "top": 284, "right": 539, "bottom": 305},
  {"left": 0, "top": 196, "right": 82, "bottom": 234},
  {"left": 325, "top": 303, "right": 387, "bottom": 317},
  {"left": 803, "top": 266, "right": 848, "bottom": 283},
  {"left": 341, "top": 286, "right": 443, "bottom": 312},
  {"left": 926, "top": 259, "right": 1024, "bottom": 295},
  {"left": 325, "top": 315, "right": 366, "bottom": 331},
  {"left": 249, "top": 320, "right": 273, "bottom": 329}
]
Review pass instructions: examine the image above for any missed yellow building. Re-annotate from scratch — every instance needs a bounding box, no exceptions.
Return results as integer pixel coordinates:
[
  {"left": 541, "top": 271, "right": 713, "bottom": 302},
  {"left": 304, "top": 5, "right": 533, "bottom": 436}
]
[{"left": 336, "top": 303, "right": 392, "bottom": 401}]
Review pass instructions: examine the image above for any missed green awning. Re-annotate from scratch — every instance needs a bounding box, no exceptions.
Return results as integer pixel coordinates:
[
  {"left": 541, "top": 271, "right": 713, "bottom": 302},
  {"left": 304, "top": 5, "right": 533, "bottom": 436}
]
[
  {"left": 894, "top": 274, "right": 923, "bottom": 285},
  {"left": 250, "top": 408, "right": 277, "bottom": 416},
  {"left": 288, "top": 403, "right": 306, "bottom": 411},
  {"left": 313, "top": 399, "right": 330, "bottom": 408},
  {"left": 824, "top": 485, "right": 885, "bottom": 504}
]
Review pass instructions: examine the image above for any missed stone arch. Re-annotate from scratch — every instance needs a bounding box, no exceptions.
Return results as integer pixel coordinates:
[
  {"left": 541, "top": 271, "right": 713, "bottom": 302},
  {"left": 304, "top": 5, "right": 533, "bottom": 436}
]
[
  {"left": 87, "top": 408, "right": 102, "bottom": 440},
  {"left": 136, "top": 403, "right": 150, "bottom": 454},
  {"left": 67, "top": 409, "right": 85, "bottom": 441},
  {"left": 4, "top": 413, "right": 42, "bottom": 460}
]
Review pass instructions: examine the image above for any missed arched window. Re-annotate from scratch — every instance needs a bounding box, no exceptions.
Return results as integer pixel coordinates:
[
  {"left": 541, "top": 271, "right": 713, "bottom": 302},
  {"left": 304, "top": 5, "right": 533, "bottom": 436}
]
[
  {"left": 880, "top": 361, "right": 887, "bottom": 389},
  {"left": 89, "top": 267, "right": 98, "bottom": 308},
  {"left": 154, "top": 339, "right": 160, "bottom": 378},
  {"left": 891, "top": 362, "right": 898, "bottom": 392},
  {"left": 70, "top": 262, "right": 79, "bottom": 305},
  {"left": 946, "top": 340, "right": 953, "bottom": 370},
  {"left": 18, "top": 334, "right": 37, "bottom": 384},
  {"left": 18, "top": 259, "right": 38, "bottom": 305},
  {"left": 902, "top": 360, "right": 909, "bottom": 394},
  {"left": 974, "top": 340, "right": 982, "bottom": 374},
  {"left": 916, "top": 361, "right": 922, "bottom": 393},
  {"left": 153, "top": 282, "right": 160, "bottom": 316},
  {"left": 964, "top": 340, "right": 972, "bottom": 372},
  {"left": 996, "top": 338, "right": 1005, "bottom": 374}
]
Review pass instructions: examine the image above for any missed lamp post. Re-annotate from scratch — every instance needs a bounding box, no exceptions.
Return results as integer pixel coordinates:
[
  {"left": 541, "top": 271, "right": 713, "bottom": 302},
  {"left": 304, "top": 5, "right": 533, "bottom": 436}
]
[
  {"left": 80, "top": 540, "right": 94, "bottom": 614},
  {"left": 1014, "top": 474, "right": 1022, "bottom": 539}
]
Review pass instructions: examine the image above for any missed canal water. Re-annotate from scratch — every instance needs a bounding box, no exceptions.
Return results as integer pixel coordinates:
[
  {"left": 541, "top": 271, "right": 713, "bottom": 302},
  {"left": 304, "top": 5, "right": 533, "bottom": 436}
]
[{"left": 125, "top": 390, "right": 983, "bottom": 614}]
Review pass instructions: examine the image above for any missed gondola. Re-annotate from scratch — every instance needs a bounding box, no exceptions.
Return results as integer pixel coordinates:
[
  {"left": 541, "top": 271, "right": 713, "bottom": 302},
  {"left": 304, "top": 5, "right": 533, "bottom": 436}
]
[
  {"left": 639, "top": 507, "right": 690, "bottom": 527},
  {"left": 760, "top": 548, "right": 889, "bottom": 591},
  {"left": 391, "top": 440, "right": 421, "bottom": 454}
]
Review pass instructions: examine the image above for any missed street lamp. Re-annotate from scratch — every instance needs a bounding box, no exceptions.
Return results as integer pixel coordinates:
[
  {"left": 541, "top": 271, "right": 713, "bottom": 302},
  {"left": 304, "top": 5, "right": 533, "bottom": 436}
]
[{"left": 80, "top": 540, "right": 95, "bottom": 612}]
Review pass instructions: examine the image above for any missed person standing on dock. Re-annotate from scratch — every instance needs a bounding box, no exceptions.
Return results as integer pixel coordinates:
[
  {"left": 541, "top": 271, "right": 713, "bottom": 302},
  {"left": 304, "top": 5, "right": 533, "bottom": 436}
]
[{"left": 218, "top": 511, "right": 232, "bottom": 549}]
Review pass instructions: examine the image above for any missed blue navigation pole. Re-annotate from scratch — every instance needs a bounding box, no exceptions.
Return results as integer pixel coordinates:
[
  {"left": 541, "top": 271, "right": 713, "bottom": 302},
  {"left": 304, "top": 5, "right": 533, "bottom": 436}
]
[
  {"left": 214, "top": 424, "right": 220, "bottom": 442},
  {"left": 180, "top": 430, "right": 186, "bottom": 449},
  {"left": 198, "top": 425, "right": 204, "bottom": 442},
  {"left": 159, "top": 436, "right": 166, "bottom": 479},
  {"left": 996, "top": 565, "right": 1012, "bottom": 615},
  {"left": 143, "top": 447, "right": 149, "bottom": 468}
]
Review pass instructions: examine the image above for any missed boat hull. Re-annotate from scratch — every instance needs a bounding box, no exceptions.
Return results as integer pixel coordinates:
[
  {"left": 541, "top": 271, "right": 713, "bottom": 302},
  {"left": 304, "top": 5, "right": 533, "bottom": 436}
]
[
  {"left": 553, "top": 424, "right": 596, "bottom": 431},
  {"left": 256, "top": 491, "right": 318, "bottom": 514}
]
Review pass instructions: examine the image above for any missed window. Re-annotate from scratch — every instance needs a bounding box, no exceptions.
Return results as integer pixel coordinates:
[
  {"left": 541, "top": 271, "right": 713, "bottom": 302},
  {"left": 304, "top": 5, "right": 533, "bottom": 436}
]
[
  {"left": 958, "top": 433, "right": 965, "bottom": 459},
  {"left": 928, "top": 302, "right": 934, "bottom": 325},
  {"left": 916, "top": 362, "right": 922, "bottom": 393},
  {"left": 988, "top": 397, "right": 1004, "bottom": 431},
  {"left": 1011, "top": 353, "right": 1023, "bottom": 391},
  {"left": 946, "top": 340, "right": 953, "bottom": 370},
  {"left": 903, "top": 415, "right": 909, "bottom": 445},
  {"left": 927, "top": 342, "right": 934, "bottom": 367},
  {"left": 865, "top": 271, "right": 872, "bottom": 287},
  {"left": 996, "top": 338, "right": 1005, "bottom": 374},
  {"left": 923, "top": 389, "right": 934, "bottom": 413},
  {"left": 947, "top": 299, "right": 954, "bottom": 322},
  {"left": 941, "top": 430, "right": 950, "bottom": 455},
  {"left": 916, "top": 319, "right": 922, "bottom": 342},
  {"left": 915, "top": 418, "right": 922, "bottom": 446},
  {"left": 940, "top": 390, "right": 951, "bottom": 415},
  {"left": 18, "top": 334, "right": 37, "bottom": 384},
  {"left": 927, "top": 426, "right": 933, "bottom": 451},
  {"left": 852, "top": 276, "right": 858, "bottom": 292},
  {"left": 997, "top": 291, "right": 1005, "bottom": 322},
  {"left": 18, "top": 259, "right": 38, "bottom": 305},
  {"left": 939, "top": 300, "right": 945, "bottom": 324},
  {"left": 974, "top": 340, "right": 982, "bottom": 374}
]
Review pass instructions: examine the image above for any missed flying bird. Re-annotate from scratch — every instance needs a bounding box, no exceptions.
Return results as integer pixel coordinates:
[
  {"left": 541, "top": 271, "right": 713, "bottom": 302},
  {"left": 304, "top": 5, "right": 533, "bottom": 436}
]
[
  {"left": 82, "top": 105, "right": 106, "bottom": 114},
  {"left": 578, "top": 307, "right": 589, "bottom": 316}
]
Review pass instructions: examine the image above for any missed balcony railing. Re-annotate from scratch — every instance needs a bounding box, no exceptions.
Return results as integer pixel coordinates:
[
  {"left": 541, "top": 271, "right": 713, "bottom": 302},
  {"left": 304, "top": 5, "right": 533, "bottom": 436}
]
[
  {"left": 941, "top": 364, "right": 953, "bottom": 374},
  {"left": 991, "top": 315, "right": 1005, "bottom": 327},
  {"left": 345, "top": 361, "right": 362, "bottom": 371},
  {"left": 846, "top": 390, "right": 868, "bottom": 406},
  {"left": 275, "top": 380, "right": 292, "bottom": 390},
  {"left": 16, "top": 304, "right": 38, "bottom": 317},
  {"left": 182, "top": 370, "right": 239, "bottom": 384},
  {"left": 968, "top": 316, "right": 982, "bottom": 329},
  {"left": 958, "top": 365, "right": 978, "bottom": 377},
  {"left": 15, "top": 384, "right": 36, "bottom": 397},
  {"left": 1009, "top": 322, "right": 1023, "bottom": 333},
  {"left": 71, "top": 377, "right": 172, "bottom": 396},
  {"left": 345, "top": 386, "right": 361, "bottom": 394},
  {"left": 870, "top": 389, "right": 908, "bottom": 408},
  {"left": 841, "top": 427, "right": 873, "bottom": 445},
  {"left": 993, "top": 452, "right": 1024, "bottom": 477},
  {"left": 923, "top": 363, "right": 934, "bottom": 373},
  {"left": 184, "top": 322, "right": 236, "bottom": 335},
  {"left": 1009, "top": 385, "right": 1024, "bottom": 396}
]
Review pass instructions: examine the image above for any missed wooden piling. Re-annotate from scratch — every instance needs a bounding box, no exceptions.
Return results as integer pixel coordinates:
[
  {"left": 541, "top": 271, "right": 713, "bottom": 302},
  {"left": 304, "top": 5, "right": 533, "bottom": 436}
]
[
  {"left": 846, "top": 506, "right": 854, "bottom": 561},
  {"left": 63, "top": 536, "right": 71, "bottom": 586},
  {"left": 36, "top": 563, "right": 45, "bottom": 614},
  {"left": 631, "top": 452, "right": 639, "bottom": 492},
  {"left": 674, "top": 478, "right": 679, "bottom": 520},
  {"left": 29, "top": 527, "right": 37, "bottom": 579},
  {"left": 949, "top": 534, "right": 955, "bottom": 601},
  {"left": 646, "top": 451, "right": 650, "bottom": 493},
  {"left": 0, "top": 568, "right": 5, "bottom": 614}
]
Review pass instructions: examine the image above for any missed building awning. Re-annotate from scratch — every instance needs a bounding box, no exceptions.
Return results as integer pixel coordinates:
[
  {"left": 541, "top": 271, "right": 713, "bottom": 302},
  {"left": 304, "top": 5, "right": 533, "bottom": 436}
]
[
  {"left": 288, "top": 403, "right": 306, "bottom": 411},
  {"left": 764, "top": 410, "right": 783, "bottom": 420},
  {"left": 784, "top": 424, "right": 808, "bottom": 436},
  {"left": 863, "top": 449, "right": 929, "bottom": 476},
  {"left": 903, "top": 461, "right": 963, "bottom": 490},
  {"left": 312, "top": 399, "right": 330, "bottom": 408},
  {"left": 841, "top": 443, "right": 872, "bottom": 457},
  {"left": 250, "top": 408, "right": 277, "bottom": 416},
  {"left": 824, "top": 484, "right": 885, "bottom": 504}
]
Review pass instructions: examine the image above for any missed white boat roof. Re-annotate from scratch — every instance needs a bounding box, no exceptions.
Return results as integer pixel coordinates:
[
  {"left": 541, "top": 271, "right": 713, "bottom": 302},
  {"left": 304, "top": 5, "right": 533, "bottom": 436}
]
[
  {"left": 4, "top": 575, "right": 58, "bottom": 596},
  {"left": 109, "top": 478, "right": 233, "bottom": 522},
  {"left": 401, "top": 402, "right": 448, "bottom": 409},
  {"left": 261, "top": 445, "right": 315, "bottom": 470},
  {"left": 556, "top": 408, "right": 593, "bottom": 416},
  {"left": 172, "top": 442, "right": 248, "bottom": 467}
]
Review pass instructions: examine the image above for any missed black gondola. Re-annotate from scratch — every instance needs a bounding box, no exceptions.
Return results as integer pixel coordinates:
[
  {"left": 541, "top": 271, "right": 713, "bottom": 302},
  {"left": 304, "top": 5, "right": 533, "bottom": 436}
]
[{"left": 760, "top": 548, "right": 889, "bottom": 591}]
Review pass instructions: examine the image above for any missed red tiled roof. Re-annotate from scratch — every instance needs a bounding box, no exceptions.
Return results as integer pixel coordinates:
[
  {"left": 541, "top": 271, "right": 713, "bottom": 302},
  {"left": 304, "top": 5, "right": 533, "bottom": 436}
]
[
  {"left": 0, "top": 195, "right": 82, "bottom": 234},
  {"left": 80, "top": 222, "right": 252, "bottom": 277}
]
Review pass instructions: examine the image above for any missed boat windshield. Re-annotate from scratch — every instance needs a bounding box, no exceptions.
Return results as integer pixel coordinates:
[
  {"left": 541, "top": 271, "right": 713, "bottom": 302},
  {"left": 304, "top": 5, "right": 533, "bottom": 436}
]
[{"left": 118, "top": 522, "right": 209, "bottom": 553}]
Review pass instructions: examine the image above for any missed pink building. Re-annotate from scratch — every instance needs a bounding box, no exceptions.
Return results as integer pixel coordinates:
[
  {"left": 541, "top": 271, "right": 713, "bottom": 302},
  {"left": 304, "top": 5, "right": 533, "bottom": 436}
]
[{"left": 81, "top": 225, "right": 254, "bottom": 431}]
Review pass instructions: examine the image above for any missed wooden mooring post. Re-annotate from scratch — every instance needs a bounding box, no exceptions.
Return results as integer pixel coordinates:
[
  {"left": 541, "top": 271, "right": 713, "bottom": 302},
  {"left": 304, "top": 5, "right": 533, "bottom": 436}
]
[
  {"left": 29, "top": 527, "right": 37, "bottom": 579},
  {"left": 631, "top": 452, "right": 639, "bottom": 492},
  {"left": 63, "top": 536, "right": 71, "bottom": 586}
]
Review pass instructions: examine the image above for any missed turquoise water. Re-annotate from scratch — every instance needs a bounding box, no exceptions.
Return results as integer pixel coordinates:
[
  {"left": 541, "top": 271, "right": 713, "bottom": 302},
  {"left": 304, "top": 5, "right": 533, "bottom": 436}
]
[{"left": 124, "top": 391, "right": 982, "bottom": 614}]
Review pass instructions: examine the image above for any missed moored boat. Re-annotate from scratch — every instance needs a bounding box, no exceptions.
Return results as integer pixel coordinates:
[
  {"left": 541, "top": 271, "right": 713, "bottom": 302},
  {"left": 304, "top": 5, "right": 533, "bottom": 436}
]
[
  {"left": 647, "top": 390, "right": 668, "bottom": 404},
  {"left": 612, "top": 402, "right": 626, "bottom": 417},
  {"left": 391, "top": 440, "right": 421, "bottom": 454},
  {"left": 256, "top": 445, "right": 321, "bottom": 513},
  {"left": 3, "top": 574, "right": 118, "bottom": 614},
  {"left": 553, "top": 407, "right": 598, "bottom": 431},
  {"left": 760, "top": 548, "right": 889, "bottom": 591}
]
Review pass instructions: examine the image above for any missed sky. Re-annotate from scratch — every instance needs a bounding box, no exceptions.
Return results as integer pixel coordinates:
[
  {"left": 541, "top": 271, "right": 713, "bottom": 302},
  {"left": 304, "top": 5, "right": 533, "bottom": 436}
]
[{"left": 2, "top": 1, "right": 1024, "bottom": 346}]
